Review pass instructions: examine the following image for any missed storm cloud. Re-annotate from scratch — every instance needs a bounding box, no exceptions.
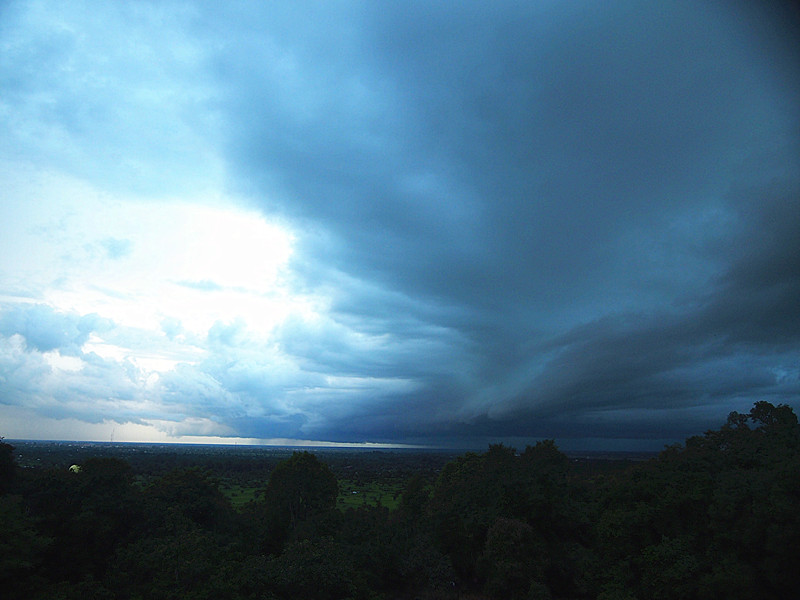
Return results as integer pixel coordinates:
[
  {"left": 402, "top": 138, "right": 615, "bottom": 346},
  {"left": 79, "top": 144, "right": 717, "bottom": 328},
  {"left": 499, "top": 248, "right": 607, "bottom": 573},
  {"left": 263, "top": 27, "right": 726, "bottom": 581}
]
[{"left": 0, "top": 1, "right": 798, "bottom": 448}]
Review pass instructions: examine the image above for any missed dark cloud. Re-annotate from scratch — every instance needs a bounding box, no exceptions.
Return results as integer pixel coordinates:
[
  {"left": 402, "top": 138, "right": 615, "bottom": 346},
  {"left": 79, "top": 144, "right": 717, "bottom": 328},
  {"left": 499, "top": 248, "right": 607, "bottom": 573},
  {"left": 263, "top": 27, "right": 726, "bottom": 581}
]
[
  {"left": 211, "top": 1, "right": 800, "bottom": 446},
  {"left": 220, "top": 1, "right": 795, "bottom": 319}
]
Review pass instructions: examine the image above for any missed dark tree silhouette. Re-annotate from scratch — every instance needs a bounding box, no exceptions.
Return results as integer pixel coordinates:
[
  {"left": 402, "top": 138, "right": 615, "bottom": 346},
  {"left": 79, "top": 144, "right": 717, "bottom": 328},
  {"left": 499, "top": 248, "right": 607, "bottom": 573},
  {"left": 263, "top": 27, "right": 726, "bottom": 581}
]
[{"left": 0, "top": 438, "right": 16, "bottom": 495}]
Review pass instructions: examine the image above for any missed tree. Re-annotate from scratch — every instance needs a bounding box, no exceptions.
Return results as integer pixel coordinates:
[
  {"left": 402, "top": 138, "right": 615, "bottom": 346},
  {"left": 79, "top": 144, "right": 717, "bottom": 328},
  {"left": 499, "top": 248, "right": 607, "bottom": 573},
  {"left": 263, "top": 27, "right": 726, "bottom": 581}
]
[
  {"left": 0, "top": 494, "right": 51, "bottom": 599},
  {"left": 397, "top": 473, "right": 429, "bottom": 525},
  {"left": 263, "top": 538, "right": 369, "bottom": 600},
  {"left": 595, "top": 401, "right": 800, "bottom": 600},
  {"left": 427, "top": 442, "right": 591, "bottom": 597},
  {"left": 0, "top": 438, "right": 16, "bottom": 495},
  {"left": 144, "top": 468, "right": 235, "bottom": 533},
  {"left": 482, "top": 517, "right": 549, "bottom": 600},
  {"left": 259, "top": 451, "right": 338, "bottom": 552},
  {"left": 749, "top": 401, "right": 798, "bottom": 429},
  {"left": 21, "top": 456, "right": 142, "bottom": 584},
  {"left": 265, "top": 451, "right": 338, "bottom": 526},
  {"left": 109, "top": 527, "right": 233, "bottom": 600}
]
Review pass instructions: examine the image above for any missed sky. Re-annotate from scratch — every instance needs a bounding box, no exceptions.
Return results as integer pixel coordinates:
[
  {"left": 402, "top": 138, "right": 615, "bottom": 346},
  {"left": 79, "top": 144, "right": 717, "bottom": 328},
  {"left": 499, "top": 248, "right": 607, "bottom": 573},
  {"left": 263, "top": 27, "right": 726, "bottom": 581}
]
[{"left": 1, "top": 1, "right": 798, "bottom": 450}]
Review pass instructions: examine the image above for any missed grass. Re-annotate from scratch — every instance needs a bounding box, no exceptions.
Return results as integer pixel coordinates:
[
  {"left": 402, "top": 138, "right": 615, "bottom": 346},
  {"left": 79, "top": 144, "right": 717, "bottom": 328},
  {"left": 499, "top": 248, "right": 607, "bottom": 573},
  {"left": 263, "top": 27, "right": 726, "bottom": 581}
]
[
  {"left": 220, "top": 482, "right": 261, "bottom": 509},
  {"left": 218, "top": 478, "right": 404, "bottom": 511},
  {"left": 337, "top": 479, "right": 403, "bottom": 511}
]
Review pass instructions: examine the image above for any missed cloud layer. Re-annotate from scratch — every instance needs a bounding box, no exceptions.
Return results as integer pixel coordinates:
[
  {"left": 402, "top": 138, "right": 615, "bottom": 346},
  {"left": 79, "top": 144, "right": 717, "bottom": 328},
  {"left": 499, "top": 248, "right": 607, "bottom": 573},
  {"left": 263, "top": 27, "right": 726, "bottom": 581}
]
[{"left": 1, "top": 1, "right": 798, "bottom": 448}]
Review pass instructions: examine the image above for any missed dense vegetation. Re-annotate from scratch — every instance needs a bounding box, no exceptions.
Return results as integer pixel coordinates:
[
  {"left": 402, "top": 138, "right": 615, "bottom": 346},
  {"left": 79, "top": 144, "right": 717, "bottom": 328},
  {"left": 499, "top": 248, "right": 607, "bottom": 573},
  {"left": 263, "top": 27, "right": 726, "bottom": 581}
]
[{"left": 1, "top": 401, "right": 797, "bottom": 599}]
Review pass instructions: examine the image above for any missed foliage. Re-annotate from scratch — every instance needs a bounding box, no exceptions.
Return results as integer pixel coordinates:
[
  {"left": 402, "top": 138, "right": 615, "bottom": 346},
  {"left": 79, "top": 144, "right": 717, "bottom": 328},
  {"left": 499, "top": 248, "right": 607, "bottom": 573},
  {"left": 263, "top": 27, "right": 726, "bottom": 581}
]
[
  {"left": 144, "top": 467, "right": 236, "bottom": 533},
  {"left": 264, "top": 451, "right": 338, "bottom": 522},
  {"left": 257, "top": 450, "right": 339, "bottom": 553},
  {"left": 262, "top": 538, "right": 369, "bottom": 600},
  {"left": 595, "top": 401, "right": 800, "bottom": 600},
  {"left": 2, "top": 401, "right": 798, "bottom": 599},
  {"left": 426, "top": 441, "right": 592, "bottom": 597},
  {"left": 0, "top": 438, "right": 17, "bottom": 495},
  {"left": 0, "top": 494, "right": 51, "bottom": 599},
  {"left": 109, "top": 528, "right": 235, "bottom": 600}
]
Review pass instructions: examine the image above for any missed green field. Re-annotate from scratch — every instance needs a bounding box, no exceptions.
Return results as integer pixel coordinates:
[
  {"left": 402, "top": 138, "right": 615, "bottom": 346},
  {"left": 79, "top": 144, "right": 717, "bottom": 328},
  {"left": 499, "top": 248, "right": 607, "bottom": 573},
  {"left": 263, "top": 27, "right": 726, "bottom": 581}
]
[
  {"left": 218, "top": 478, "right": 403, "bottom": 511},
  {"left": 336, "top": 479, "right": 403, "bottom": 511},
  {"left": 219, "top": 481, "right": 261, "bottom": 509}
]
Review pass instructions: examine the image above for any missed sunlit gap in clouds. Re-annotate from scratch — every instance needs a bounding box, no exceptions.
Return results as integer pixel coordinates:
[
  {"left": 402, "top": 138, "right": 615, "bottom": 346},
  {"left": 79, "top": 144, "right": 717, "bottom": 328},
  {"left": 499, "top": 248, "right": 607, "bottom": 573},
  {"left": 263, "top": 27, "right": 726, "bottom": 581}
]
[
  {"left": 1, "top": 168, "right": 427, "bottom": 446},
  {"left": 53, "top": 200, "right": 310, "bottom": 370},
  {"left": 2, "top": 177, "right": 313, "bottom": 375},
  {"left": 0, "top": 185, "right": 356, "bottom": 444}
]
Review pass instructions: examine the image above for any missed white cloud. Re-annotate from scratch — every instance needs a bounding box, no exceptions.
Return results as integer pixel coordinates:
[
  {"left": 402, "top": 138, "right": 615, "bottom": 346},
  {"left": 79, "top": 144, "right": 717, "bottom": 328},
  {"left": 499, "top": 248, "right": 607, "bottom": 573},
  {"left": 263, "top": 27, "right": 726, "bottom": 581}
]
[
  {"left": 0, "top": 0, "right": 223, "bottom": 195},
  {"left": 0, "top": 159, "right": 427, "bottom": 442},
  {"left": 0, "top": 158, "right": 331, "bottom": 438}
]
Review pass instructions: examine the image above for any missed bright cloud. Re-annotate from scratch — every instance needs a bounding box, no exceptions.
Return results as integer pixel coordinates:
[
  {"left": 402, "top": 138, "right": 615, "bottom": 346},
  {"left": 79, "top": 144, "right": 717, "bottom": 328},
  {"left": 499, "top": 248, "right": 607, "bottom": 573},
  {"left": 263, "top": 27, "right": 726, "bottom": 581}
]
[{"left": 0, "top": 163, "right": 333, "bottom": 440}]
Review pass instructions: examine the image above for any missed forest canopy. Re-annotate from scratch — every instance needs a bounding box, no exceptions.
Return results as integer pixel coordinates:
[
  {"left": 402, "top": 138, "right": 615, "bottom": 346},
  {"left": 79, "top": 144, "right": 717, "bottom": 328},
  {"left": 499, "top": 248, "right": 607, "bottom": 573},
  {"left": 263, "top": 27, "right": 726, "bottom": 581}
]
[{"left": 1, "top": 401, "right": 798, "bottom": 600}]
